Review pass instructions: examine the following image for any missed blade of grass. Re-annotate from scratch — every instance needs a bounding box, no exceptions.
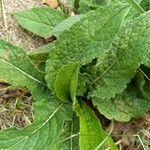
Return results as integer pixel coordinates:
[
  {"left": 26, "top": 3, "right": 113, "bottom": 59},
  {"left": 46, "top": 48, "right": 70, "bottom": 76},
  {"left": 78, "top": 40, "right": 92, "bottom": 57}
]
[
  {"left": 0, "top": 0, "right": 9, "bottom": 40},
  {"left": 134, "top": 134, "right": 147, "bottom": 150},
  {"left": 127, "top": 0, "right": 145, "bottom": 14}
]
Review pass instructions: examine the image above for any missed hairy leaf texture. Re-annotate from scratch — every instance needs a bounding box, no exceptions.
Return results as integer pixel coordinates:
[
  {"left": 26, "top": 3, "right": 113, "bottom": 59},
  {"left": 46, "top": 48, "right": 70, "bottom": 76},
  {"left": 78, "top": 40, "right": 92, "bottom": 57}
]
[
  {"left": 90, "top": 10, "right": 150, "bottom": 100},
  {"left": 0, "top": 40, "right": 76, "bottom": 150},
  {"left": 46, "top": 4, "right": 129, "bottom": 90},
  {"left": 0, "top": 40, "right": 45, "bottom": 86},
  {"left": 54, "top": 62, "right": 79, "bottom": 102},
  {"left": 92, "top": 80, "right": 150, "bottom": 122},
  {"left": 140, "top": 0, "right": 150, "bottom": 67}
]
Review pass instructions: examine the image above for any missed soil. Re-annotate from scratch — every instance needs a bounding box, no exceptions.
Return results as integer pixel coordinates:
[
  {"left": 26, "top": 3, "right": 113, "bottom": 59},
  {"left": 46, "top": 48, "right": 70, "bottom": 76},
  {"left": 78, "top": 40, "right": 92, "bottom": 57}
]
[{"left": 0, "top": 0, "right": 149, "bottom": 149}]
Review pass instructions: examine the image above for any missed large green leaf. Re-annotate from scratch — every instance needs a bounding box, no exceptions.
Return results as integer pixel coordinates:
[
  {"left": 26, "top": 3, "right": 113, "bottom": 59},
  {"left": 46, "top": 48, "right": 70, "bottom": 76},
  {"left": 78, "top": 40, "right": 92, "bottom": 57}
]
[
  {"left": 28, "top": 15, "right": 84, "bottom": 62},
  {"left": 0, "top": 40, "right": 76, "bottom": 149},
  {"left": 93, "top": 80, "right": 150, "bottom": 122},
  {"left": 0, "top": 88, "right": 73, "bottom": 149},
  {"left": 0, "top": 40, "right": 45, "bottom": 85},
  {"left": 90, "top": 10, "right": 150, "bottom": 100},
  {"left": 55, "top": 62, "right": 117, "bottom": 150},
  {"left": 73, "top": 99, "right": 117, "bottom": 150},
  {"left": 74, "top": 102, "right": 105, "bottom": 150},
  {"left": 15, "top": 7, "right": 67, "bottom": 38},
  {"left": 46, "top": 3, "right": 130, "bottom": 90},
  {"left": 140, "top": 0, "right": 150, "bottom": 67},
  {"left": 54, "top": 62, "right": 80, "bottom": 102}
]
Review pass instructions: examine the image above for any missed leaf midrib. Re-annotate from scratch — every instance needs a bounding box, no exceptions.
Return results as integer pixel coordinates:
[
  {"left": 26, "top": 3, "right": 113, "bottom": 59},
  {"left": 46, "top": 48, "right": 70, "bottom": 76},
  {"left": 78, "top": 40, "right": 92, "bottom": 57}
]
[
  {"left": 0, "top": 59, "right": 46, "bottom": 86},
  {"left": 8, "top": 104, "right": 63, "bottom": 149}
]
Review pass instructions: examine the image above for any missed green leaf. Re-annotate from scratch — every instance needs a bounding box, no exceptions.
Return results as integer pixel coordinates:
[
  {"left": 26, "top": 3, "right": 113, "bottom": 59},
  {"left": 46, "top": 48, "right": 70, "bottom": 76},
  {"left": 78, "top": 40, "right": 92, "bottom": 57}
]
[
  {"left": 111, "top": 0, "right": 143, "bottom": 20},
  {"left": 125, "top": 0, "right": 143, "bottom": 20},
  {"left": 29, "top": 42, "right": 55, "bottom": 62},
  {"left": 140, "top": 1, "right": 150, "bottom": 68},
  {"left": 0, "top": 87, "right": 74, "bottom": 149},
  {"left": 0, "top": 40, "right": 76, "bottom": 149},
  {"left": 90, "top": 10, "right": 150, "bottom": 100},
  {"left": 75, "top": 102, "right": 105, "bottom": 150},
  {"left": 125, "top": 0, "right": 145, "bottom": 14},
  {"left": 66, "top": 62, "right": 117, "bottom": 150},
  {"left": 15, "top": 7, "right": 67, "bottom": 38},
  {"left": 142, "top": 52, "right": 150, "bottom": 67},
  {"left": 79, "top": 0, "right": 109, "bottom": 13},
  {"left": 46, "top": 4, "right": 130, "bottom": 90},
  {"left": 74, "top": 101, "right": 118, "bottom": 150},
  {"left": 28, "top": 15, "right": 84, "bottom": 61},
  {"left": 54, "top": 62, "right": 80, "bottom": 102},
  {"left": 0, "top": 40, "right": 45, "bottom": 87},
  {"left": 51, "top": 15, "right": 84, "bottom": 36},
  {"left": 93, "top": 79, "right": 150, "bottom": 122},
  {"left": 53, "top": 56, "right": 117, "bottom": 149}
]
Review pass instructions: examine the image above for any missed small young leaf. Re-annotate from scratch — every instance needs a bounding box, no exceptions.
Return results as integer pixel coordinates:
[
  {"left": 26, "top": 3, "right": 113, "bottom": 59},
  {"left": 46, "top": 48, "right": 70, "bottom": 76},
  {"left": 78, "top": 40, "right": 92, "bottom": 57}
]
[
  {"left": 0, "top": 40, "right": 74, "bottom": 149},
  {"left": 15, "top": 7, "right": 67, "bottom": 38},
  {"left": 54, "top": 62, "right": 79, "bottom": 102},
  {"left": 46, "top": 3, "right": 130, "bottom": 90},
  {"left": 64, "top": 61, "right": 118, "bottom": 150}
]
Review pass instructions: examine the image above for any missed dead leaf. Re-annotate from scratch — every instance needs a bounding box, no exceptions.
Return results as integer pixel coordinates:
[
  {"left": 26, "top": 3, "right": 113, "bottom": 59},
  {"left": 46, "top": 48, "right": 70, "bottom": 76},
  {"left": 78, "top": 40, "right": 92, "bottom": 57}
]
[{"left": 42, "top": 0, "right": 59, "bottom": 9}]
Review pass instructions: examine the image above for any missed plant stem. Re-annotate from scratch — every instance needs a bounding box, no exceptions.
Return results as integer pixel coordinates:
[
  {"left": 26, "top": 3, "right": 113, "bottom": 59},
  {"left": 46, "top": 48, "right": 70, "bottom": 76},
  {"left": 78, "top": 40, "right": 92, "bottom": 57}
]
[{"left": 127, "top": 0, "right": 145, "bottom": 14}]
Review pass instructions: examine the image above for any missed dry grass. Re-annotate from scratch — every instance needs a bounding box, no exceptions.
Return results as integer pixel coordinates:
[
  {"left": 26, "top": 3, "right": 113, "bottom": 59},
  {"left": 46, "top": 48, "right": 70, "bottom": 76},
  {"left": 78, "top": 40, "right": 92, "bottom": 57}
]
[
  {"left": 110, "top": 116, "right": 150, "bottom": 150},
  {"left": 0, "top": 82, "right": 33, "bottom": 129},
  {"left": 0, "top": 0, "right": 44, "bottom": 51},
  {"left": 0, "top": 0, "right": 44, "bottom": 130},
  {"left": 0, "top": 0, "right": 149, "bottom": 149}
]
